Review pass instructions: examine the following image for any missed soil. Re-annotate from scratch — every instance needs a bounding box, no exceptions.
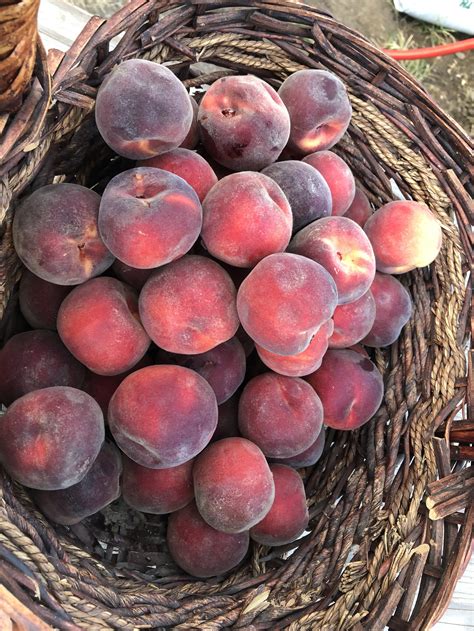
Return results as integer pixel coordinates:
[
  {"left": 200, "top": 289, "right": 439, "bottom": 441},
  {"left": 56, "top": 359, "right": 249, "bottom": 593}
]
[
  {"left": 68, "top": 0, "right": 473, "bottom": 134},
  {"left": 311, "top": 0, "right": 473, "bottom": 134}
]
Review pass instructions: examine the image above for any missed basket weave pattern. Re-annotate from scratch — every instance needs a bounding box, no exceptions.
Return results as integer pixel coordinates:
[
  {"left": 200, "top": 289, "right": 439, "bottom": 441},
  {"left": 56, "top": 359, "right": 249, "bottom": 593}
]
[{"left": 0, "top": 2, "right": 472, "bottom": 629}]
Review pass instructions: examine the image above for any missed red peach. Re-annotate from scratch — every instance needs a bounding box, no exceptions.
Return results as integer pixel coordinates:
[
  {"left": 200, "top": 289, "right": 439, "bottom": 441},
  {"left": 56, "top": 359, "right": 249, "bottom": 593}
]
[
  {"left": 362, "top": 273, "right": 412, "bottom": 347},
  {"left": 364, "top": 200, "right": 442, "bottom": 274},
  {"left": 306, "top": 349, "right": 384, "bottom": 430},
  {"left": 193, "top": 437, "right": 274, "bottom": 533},
  {"left": 328, "top": 290, "right": 376, "bottom": 348},
  {"left": 250, "top": 464, "right": 309, "bottom": 546},
  {"left": 201, "top": 172, "right": 293, "bottom": 268},
  {"left": 303, "top": 151, "right": 355, "bottom": 216},
  {"left": 237, "top": 253, "right": 337, "bottom": 356},
  {"left": 198, "top": 75, "right": 290, "bottom": 171},
  {"left": 122, "top": 456, "right": 194, "bottom": 514},
  {"left": 109, "top": 365, "right": 217, "bottom": 469},
  {"left": 57, "top": 277, "right": 150, "bottom": 376},
  {"left": 139, "top": 255, "right": 239, "bottom": 355},
  {"left": 139, "top": 148, "right": 218, "bottom": 202},
  {"left": 289, "top": 216, "right": 376, "bottom": 304},
  {"left": 167, "top": 502, "right": 249, "bottom": 577},
  {"left": 256, "top": 319, "right": 333, "bottom": 377}
]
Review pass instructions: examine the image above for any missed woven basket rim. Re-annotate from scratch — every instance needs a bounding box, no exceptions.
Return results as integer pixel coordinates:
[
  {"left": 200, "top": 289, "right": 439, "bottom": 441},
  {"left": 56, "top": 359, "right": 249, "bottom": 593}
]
[{"left": 0, "top": 2, "right": 472, "bottom": 629}]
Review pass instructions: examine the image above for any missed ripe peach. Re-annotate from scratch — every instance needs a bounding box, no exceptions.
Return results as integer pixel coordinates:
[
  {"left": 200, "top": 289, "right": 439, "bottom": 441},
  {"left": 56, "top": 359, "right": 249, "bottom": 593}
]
[
  {"left": 30, "top": 442, "right": 121, "bottom": 525},
  {"left": 193, "top": 437, "right": 274, "bottom": 533},
  {"left": 109, "top": 365, "right": 217, "bottom": 468},
  {"left": 82, "top": 355, "right": 152, "bottom": 415},
  {"left": 237, "top": 252, "right": 337, "bottom": 356},
  {"left": 306, "top": 349, "right": 384, "bottom": 430},
  {"left": 329, "top": 290, "right": 376, "bottom": 348},
  {"left": 238, "top": 373, "right": 323, "bottom": 458},
  {"left": 303, "top": 151, "right": 355, "bottom": 216},
  {"left": 139, "top": 255, "right": 239, "bottom": 355},
  {"left": 278, "top": 69, "right": 351, "bottom": 155},
  {"left": 256, "top": 319, "right": 333, "bottom": 377},
  {"left": 99, "top": 167, "right": 202, "bottom": 269},
  {"left": 112, "top": 260, "right": 154, "bottom": 290},
  {"left": 212, "top": 394, "right": 240, "bottom": 442},
  {"left": 261, "top": 160, "right": 332, "bottom": 231},
  {"left": 274, "top": 428, "right": 325, "bottom": 468},
  {"left": 180, "top": 96, "right": 199, "bottom": 149},
  {"left": 57, "top": 277, "right": 150, "bottom": 376},
  {"left": 362, "top": 273, "right": 412, "bottom": 347},
  {"left": 289, "top": 216, "right": 375, "bottom": 304},
  {"left": 201, "top": 172, "right": 292, "bottom": 268},
  {"left": 170, "top": 337, "right": 246, "bottom": 404},
  {"left": 122, "top": 456, "right": 194, "bottom": 514},
  {"left": 0, "top": 386, "right": 104, "bottom": 490},
  {"left": 95, "top": 59, "right": 193, "bottom": 159},
  {"left": 19, "top": 270, "right": 71, "bottom": 330},
  {"left": 139, "top": 148, "right": 217, "bottom": 202},
  {"left": 0, "top": 331, "right": 85, "bottom": 405},
  {"left": 198, "top": 75, "right": 290, "bottom": 170},
  {"left": 250, "top": 465, "right": 309, "bottom": 546},
  {"left": 13, "top": 184, "right": 114, "bottom": 285},
  {"left": 167, "top": 502, "right": 249, "bottom": 578},
  {"left": 344, "top": 188, "right": 373, "bottom": 227},
  {"left": 364, "top": 200, "right": 442, "bottom": 273}
]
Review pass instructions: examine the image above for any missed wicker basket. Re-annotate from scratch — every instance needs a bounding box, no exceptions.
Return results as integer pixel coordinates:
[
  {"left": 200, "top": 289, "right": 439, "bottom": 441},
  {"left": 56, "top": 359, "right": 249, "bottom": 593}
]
[{"left": 0, "top": 1, "right": 473, "bottom": 629}]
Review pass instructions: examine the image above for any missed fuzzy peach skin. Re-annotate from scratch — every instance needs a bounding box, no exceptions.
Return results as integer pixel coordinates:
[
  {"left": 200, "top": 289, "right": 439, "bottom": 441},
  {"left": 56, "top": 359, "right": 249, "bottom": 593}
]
[
  {"left": 193, "top": 437, "right": 274, "bottom": 533},
  {"left": 273, "top": 427, "right": 325, "bottom": 468},
  {"left": 250, "top": 464, "right": 309, "bottom": 546},
  {"left": 180, "top": 96, "right": 199, "bottom": 149},
  {"left": 303, "top": 151, "right": 355, "bottom": 216},
  {"left": 82, "top": 355, "right": 152, "bottom": 416},
  {"left": 306, "top": 349, "right": 384, "bottom": 430},
  {"left": 139, "top": 255, "right": 239, "bottom": 355},
  {"left": 0, "top": 386, "right": 104, "bottom": 490},
  {"left": 344, "top": 188, "right": 373, "bottom": 227},
  {"left": 289, "top": 216, "right": 376, "bottom": 305},
  {"left": 122, "top": 456, "right": 194, "bottom": 514},
  {"left": 167, "top": 501, "right": 249, "bottom": 578},
  {"left": 30, "top": 442, "right": 121, "bottom": 525},
  {"left": 108, "top": 365, "right": 217, "bottom": 469},
  {"left": 237, "top": 253, "right": 338, "bottom": 356},
  {"left": 261, "top": 160, "right": 332, "bottom": 232},
  {"left": 198, "top": 75, "right": 290, "bottom": 171},
  {"left": 0, "top": 330, "right": 85, "bottom": 406},
  {"left": 139, "top": 148, "right": 218, "bottom": 202},
  {"left": 201, "top": 172, "right": 292, "bottom": 268},
  {"left": 112, "top": 260, "right": 154, "bottom": 291},
  {"left": 19, "top": 270, "right": 71, "bottom": 330},
  {"left": 95, "top": 59, "right": 193, "bottom": 159},
  {"left": 328, "top": 290, "right": 376, "bottom": 348},
  {"left": 58, "top": 277, "right": 150, "bottom": 376},
  {"left": 256, "top": 319, "right": 333, "bottom": 377},
  {"left": 278, "top": 69, "right": 352, "bottom": 155},
  {"left": 13, "top": 183, "right": 114, "bottom": 286},
  {"left": 363, "top": 200, "right": 442, "bottom": 274},
  {"left": 238, "top": 373, "right": 324, "bottom": 458},
  {"left": 362, "top": 272, "right": 412, "bottom": 347},
  {"left": 99, "top": 167, "right": 202, "bottom": 269},
  {"left": 168, "top": 337, "right": 246, "bottom": 404}
]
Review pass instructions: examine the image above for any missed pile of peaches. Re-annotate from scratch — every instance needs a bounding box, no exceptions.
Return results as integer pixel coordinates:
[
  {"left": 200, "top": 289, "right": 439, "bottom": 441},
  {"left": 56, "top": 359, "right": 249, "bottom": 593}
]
[{"left": 0, "top": 60, "right": 442, "bottom": 578}]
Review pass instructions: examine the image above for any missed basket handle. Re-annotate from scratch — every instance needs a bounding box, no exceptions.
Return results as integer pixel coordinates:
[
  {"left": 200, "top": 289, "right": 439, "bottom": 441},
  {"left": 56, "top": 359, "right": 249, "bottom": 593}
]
[{"left": 0, "top": 0, "right": 41, "bottom": 113}]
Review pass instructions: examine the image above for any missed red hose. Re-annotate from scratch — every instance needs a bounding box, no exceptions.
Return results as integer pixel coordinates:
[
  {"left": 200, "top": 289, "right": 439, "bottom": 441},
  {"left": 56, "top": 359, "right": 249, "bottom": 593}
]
[{"left": 383, "top": 37, "right": 474, "bottom": 60}]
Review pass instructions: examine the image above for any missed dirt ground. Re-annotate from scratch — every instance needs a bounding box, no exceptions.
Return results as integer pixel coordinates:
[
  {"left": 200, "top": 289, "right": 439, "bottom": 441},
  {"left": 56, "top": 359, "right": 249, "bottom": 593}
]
[
  {"left": 312, "top": 0, "right": 473, "bottom": 134},
  {"left": 69, "top": 0, "right": 473, "bottom": 134}
]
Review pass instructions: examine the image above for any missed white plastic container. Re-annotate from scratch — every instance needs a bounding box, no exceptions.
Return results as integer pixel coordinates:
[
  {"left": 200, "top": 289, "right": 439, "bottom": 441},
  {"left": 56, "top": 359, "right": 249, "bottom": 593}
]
[{"left": 394, "top": 0, "right": 474, "bottom": 35}]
